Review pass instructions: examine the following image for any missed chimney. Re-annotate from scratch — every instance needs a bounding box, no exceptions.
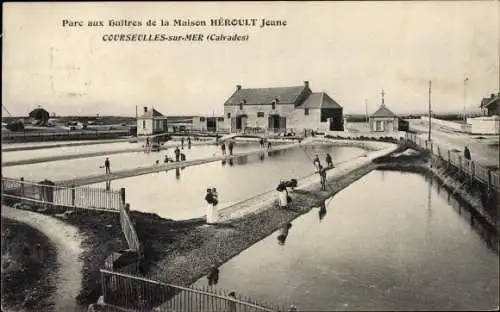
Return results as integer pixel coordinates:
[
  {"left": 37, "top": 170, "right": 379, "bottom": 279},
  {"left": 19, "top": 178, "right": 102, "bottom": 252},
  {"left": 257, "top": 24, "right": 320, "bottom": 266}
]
[
  {"left": 143, "top": 107, "right": 148, "bottom": 113},
  {"left": 304, "top": 81, "right": 309, "bottom": 88},
  {"left": 236, "top": 85, "right": 242, "bottom": 91}
]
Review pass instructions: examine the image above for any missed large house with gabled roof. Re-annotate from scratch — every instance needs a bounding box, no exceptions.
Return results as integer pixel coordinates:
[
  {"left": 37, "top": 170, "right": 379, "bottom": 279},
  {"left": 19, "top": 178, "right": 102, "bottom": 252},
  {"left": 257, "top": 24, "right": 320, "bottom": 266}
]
[{"left": 223, "top": 81, "right": 344, "bottom": 134}]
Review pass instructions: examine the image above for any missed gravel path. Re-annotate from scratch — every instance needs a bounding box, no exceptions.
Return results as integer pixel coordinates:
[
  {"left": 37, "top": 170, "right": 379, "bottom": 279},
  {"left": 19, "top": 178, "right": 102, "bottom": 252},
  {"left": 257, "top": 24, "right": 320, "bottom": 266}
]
[{"left": 1, "top": 206, "right": 85, "bottom": 312}]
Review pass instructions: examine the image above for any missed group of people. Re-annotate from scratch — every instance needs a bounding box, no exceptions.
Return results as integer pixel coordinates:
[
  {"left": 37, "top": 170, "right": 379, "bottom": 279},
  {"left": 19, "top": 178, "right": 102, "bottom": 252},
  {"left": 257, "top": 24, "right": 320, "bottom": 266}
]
[
  {"left": 180, "top": 137, "right": 192, "bottom": 150},
  {"left": 259, "top": 138, "right": 272, "bottom": 149},
  {"left": 220, "top": 140, "right": 235, "bottom": 156},
  {"left": 204, "top": 187, "right": 219, "bottom": 224},
  {"left": 313, "top": 153, "right": 334, "bottom": 191}
]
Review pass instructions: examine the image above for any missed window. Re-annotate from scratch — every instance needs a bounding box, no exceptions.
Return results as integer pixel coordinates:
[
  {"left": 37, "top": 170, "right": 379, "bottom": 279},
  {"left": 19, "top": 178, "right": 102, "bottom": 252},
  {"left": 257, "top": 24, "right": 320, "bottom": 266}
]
[
  {"left": 227, "top": 113, "right": 231, "bottom": 118},
  {"left": 142, "top": 120, "right": 146, "bottom": 129},
  {"left": 304, "top": 108, "right": 309, "bottom": 116},
  {"left": 239, "top": 103, "right": 243, "bottom": 110},
  {"left": 257, "top": 112, "right": 265, "bottom": 118},
  {"left": 271, "top": 103, "right": 276, "bottom": 110},
  {"left": 217, "top": 117, "right": 224, "bottom": 122},
  {"left": 200, "top": 117, "right": 206, "bottom": 122}
]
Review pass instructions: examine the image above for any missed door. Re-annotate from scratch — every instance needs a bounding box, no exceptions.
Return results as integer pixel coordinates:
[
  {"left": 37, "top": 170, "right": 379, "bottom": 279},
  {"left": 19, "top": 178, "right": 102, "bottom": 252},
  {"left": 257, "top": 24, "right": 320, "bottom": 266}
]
[
  {"left": 279, "top": 116, "right": 286, "bottom": 131},
  {"left": 231, "top": 117, "right": 237, "bottom": 132}
]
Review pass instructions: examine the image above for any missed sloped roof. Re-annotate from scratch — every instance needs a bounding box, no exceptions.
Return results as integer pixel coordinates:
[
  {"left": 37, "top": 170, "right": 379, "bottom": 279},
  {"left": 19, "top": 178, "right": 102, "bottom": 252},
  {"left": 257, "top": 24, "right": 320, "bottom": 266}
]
[
  {"left": 140, "top": 108, "right": 166, "bottom": 119},
  {"left": 224, "top": 86, "right": 307, "bottom": 106},
  {"left": 485, "top": 94, "right": 499, "bottom": 108},
  {"left": 297, "top": 92, "right": 342, "bottom": 109},
  {"left": 371, "top": 104, "right": 397, "bottom": 117}
]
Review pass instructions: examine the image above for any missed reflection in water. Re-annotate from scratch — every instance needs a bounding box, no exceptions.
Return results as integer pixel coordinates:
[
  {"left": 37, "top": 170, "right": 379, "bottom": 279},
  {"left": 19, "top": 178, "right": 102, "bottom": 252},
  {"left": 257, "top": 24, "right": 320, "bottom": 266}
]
[
  {"left": 259, "top": 151, "right": 265, "bottom": 161},
  {"left": 207, "top": 267, "right": 220, "bottom": 286},
  {"left": 318, "top": 201, "right": 327, "bottom": 221},
  {"left": 229, "top": 159, "right": 234, "bottom": 166},
  {"left": 175, "top": 168, "right": 180, "bottom": 179},
  {"left": 192, "top": 171, "right": 499, "bottom": 310},
  {"left": 277, "top": 223, "right": 292, "bottom": 245},
  {"left": 105, "top": 179, "right": 111, "bottom": 191},
  {"left": 237, "top": 156, "right": 248, "bottom": 165},
  {"left": 221, "top": 159, "right": 226, "bottom": 166}
]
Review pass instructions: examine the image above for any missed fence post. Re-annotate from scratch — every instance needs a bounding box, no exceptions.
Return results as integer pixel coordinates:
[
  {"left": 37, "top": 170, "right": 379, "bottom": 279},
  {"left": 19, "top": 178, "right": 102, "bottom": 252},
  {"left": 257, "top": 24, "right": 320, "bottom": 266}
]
[
  {"left": 488, "top": 169, "right": 492, "bottom": 190},
  {"left": 458, "top": 155, "right": 462, "bottom": 174},
  {"left": 430, "top": 141, "right": 433, "bottom": 155},
  {"left": 120, "top": 188, "right": 126, "bottom": 205},
  {"left": 20, "top": 177, "right": 25, "bottom": 196},
  {"left": 71, "top": 185, "right": 76, "bottom": 207},
  {"left": 470, "top": 162, "right": 475, "bottom": 188}
]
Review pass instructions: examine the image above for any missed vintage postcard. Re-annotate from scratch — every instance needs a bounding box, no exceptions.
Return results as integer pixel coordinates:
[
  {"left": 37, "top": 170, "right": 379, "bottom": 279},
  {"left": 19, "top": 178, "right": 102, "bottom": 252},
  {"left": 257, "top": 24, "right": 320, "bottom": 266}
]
[{"left": 1, "top": 1, "right": 499, "bottom": 312}]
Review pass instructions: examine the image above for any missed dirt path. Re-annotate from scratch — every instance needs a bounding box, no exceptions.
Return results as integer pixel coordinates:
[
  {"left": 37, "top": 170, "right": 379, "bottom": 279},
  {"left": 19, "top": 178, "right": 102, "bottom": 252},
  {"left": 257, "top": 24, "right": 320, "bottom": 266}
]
[{"left": 1, "top": 205, "right": 85, "bottom": 311}]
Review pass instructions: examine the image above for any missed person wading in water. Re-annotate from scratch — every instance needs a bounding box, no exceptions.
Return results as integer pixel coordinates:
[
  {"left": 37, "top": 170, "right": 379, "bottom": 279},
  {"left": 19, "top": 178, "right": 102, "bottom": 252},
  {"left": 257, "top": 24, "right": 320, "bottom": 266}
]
[
  {"left": 313, "top": 154, "right": 321, "bottom": 171},
  {"left": 104, "top": 157, "right": 111, "bottom": 174},
  {"left": 325, "top": 153, "right": 333, "bottom": 168},
  {"left": 221, "top": 142, "right": 226, "bottom": 155},
  {"left": 174, "top": 146, "right": 181, "bottom": 162}
]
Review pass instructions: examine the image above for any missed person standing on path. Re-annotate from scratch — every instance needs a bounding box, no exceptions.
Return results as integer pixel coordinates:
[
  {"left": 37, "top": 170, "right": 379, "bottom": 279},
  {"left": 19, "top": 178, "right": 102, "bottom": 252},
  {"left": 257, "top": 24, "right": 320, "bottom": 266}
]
[
  {"left": 104, "top": 157, "right": 111, "bottom": 174},
  {"left": 174, "top": 146, "right": 181, "bottom": 162},
  {"left": 187, "top": 137, "right": 192, "bottom": 149},
  {"left": 464, "top": 146, "right": 471, "bottom": 161},
  {"left": 318, "top": 165, "right": 327, "bottom": 191},
  {"left": 205, "top": 188, "right": 215, "bottom": 224},
  {"left": 181, "top": 137, "right": 184, "bottom": 149},
  {"left": 259, "top": 138, "right": 264, "bottom": 148}
]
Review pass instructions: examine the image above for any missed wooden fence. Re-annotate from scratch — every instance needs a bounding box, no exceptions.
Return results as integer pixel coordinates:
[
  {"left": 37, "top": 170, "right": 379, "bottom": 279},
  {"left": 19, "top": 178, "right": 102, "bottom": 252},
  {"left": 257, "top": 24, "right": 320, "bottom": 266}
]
[
  {"left": 120, "top": 202, "right": 141, "bottom": 252},
  {"left": 1, "top": 176, "right": 122, "bottom": 212},
  {"left": 100, "top": 269, "right": 282, "bottom": 312},
  {"left": 405, "top": 132, "right": 500, "bottom": 191}
]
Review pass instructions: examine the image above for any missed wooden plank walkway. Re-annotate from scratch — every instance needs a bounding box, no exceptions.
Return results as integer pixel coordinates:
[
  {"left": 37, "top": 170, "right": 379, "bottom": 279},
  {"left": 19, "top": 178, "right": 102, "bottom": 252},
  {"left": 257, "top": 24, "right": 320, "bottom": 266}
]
[{"left": 55, "top": 142, "right": 300, "bottom": 187}]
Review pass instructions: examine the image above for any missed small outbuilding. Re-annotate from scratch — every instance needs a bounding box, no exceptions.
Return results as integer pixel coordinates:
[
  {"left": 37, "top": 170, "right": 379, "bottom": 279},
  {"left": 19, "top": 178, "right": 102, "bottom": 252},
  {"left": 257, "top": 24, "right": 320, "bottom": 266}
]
[{"left": 368, "top": 91, "right": 399, "bottom": 132}]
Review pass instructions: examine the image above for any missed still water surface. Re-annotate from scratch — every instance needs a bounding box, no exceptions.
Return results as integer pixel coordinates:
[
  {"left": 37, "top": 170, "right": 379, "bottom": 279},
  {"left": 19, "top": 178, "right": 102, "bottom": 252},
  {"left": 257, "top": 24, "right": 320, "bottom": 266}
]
[
  {"left": 90, "top": 145, "right": 366, "bottom": 220},
  {"left": 2, "top": 142, "right": 251, "bottom": 181},
  {"left": 193, "top": 170, "right": 499, "bottom": 311}
]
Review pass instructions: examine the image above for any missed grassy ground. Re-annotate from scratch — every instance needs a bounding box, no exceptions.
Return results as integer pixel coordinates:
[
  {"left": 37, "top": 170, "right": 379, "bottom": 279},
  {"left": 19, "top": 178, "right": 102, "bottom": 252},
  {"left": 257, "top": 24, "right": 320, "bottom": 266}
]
[{"left": 1, "top": 218, "right": 58, "bottom": 311}]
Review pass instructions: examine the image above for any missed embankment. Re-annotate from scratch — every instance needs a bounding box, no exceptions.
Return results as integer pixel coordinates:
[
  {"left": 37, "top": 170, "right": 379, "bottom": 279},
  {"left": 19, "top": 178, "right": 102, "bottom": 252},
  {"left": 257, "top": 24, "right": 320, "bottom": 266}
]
[
  {"left": 1, "top": 217, "right": 58, "bottom": 312},
  {"left": 1, "top": 206, "right": 86, "bottom": 311}
]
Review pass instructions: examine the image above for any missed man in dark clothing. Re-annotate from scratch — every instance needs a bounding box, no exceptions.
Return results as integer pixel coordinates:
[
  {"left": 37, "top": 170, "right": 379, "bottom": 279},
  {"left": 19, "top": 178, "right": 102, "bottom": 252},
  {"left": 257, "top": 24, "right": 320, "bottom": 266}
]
[
  {"left": 228, "top": 141, "right": 234, "bottom": 156},
  {"left": 221, "top": 142, "right": 226, "bottom": 155},
  {"left": 259, "top": 138, "right": 264, "bottom": 148},
  {"left": 174, "top": 147, "right": 181, "bottom": 162},
  {"left": 181, "top": 137, "right": 184, "bottom": 149},
  {"left": 325, "top": 153, "right": 333, "bottom": 168},
  {"left": 180, "top": 153, "right": 186, "bottom": 161},
  {"left": 267, "top": 141, "right": 272, "bottom": 149},
  {"left": 104, "top": 157, "right": 111, "bottom": 174},
  {"left": 464, "top": 146, "right": 471, "bottom": 161},
  {"left": 187, "top": 137, "right": 192, "bottom": 149}
]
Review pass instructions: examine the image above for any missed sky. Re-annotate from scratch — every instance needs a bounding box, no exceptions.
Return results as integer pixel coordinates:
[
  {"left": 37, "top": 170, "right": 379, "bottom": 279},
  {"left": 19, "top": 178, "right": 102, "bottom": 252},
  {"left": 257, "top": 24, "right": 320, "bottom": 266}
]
[{"left": 2, "top": 1, "right": 499, "bottom": 117}]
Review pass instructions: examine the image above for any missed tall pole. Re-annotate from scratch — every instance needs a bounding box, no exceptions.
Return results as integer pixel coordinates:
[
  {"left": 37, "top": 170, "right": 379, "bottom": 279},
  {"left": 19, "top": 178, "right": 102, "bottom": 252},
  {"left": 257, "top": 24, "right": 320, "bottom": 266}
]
[
  {"left": 365, "top": 99, "right": 368, "bottom": 123},
  {"left": 428, "top": 80, "right": 432, "bottom": 142},
  {"left": 463, "top": 77, "right": 469, "bottom": 122}
]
